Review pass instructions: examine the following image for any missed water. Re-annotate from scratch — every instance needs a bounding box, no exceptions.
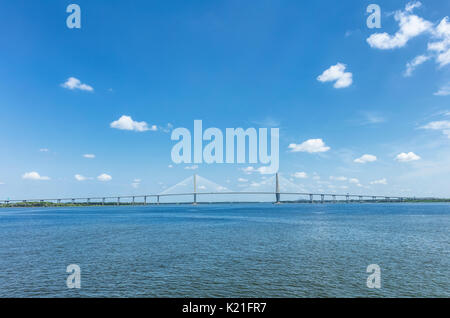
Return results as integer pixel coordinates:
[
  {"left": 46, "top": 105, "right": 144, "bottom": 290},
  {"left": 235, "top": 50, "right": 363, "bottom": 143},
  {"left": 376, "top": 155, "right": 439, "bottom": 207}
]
[{"left": 0, "top": 203, "right": 448, "bottom": 297}]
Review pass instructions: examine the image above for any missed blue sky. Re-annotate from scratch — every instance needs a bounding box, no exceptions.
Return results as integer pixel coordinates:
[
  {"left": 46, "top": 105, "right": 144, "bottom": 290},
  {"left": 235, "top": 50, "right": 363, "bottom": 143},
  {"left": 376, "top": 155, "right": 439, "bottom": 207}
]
[{"left": 1, "top": 0, "right": 450, "bottom": 199}]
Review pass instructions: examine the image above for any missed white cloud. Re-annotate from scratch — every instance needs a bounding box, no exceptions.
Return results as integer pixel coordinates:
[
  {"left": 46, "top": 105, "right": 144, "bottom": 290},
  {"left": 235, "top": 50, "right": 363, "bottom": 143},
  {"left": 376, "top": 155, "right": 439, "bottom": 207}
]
[
  {"left": 367, "top": 3, "right": 432, "bottom": 49},
  {"left": 131, "top": 179, "right": 141, "bottom": 188},
  {"left": 74, "top": 174, "right": 88, "bottom": 181},
  {"left": 349, "top": 178, "right": 360, "bottom": 184},
  {"left": 83, "top": 154, "right": 95, "bottom": 159},
  {"left": 39, "top": 148, "right": 49, "bottom": 152},
  {"left": 238, "top": 178, "right": 248, "bottom": 182},
  {"left": 367, "top": 2, "right": 450, "bottom": 77},
  {"left": 289, "top": 138, "right": 330, "bottom": 153},
  {"left": 395, "top": 152, "right": 421, "bottom": 162},
  {"left": 168, "top": 164, "right": 173, "bottom": 168},
  {"left": 330, "top": 176, "right": 347, "bottom": 181},
  {"left": 354, "top": 154, "right": 377, "bottom": 163},
  {"left": 256, "top": 166, "right": 275, "bottom": 175},
  {"left": 434, "top": 83, "right": 450, "bottom": 96},
  {"left": 110, "top": 115, "right": 156, "bottom": 132},
  {"left": 292, "top": 172, "right": 308, "bottom": 179},
  {"left": 184, "top": 165, "right": 198, "bottom": 170},
  {"left": 317, "top": 63, "right": 353, "bottom": 88},
  {"left": 428, "top": 17, "right": 450, "bottom": 67},
  {"left": 22, "top": 171, "right": 50, "bottom": 180},
  {"left": 404, "top": 54, "right": 430, "bottom": 76},
  {"left": 405, "top": 1, "right": 422, "bottom": 12},
  {"left": 241, "top": 166, "right": 255, "bottom": 174},
  {"left": 421, "top": 120, "right": 450, "bottom": 130},
  {"left": 97, "top": 173, "right": 112, "bottom": 181},
  {"left": 370, "top": 178, "right": 387, "bottom": 185},
  {"left": 421, "top": 120, "right": 450, "bottom": 138},
  {"left": 61, "top": 77, "right": 94, "bottom": 92}
]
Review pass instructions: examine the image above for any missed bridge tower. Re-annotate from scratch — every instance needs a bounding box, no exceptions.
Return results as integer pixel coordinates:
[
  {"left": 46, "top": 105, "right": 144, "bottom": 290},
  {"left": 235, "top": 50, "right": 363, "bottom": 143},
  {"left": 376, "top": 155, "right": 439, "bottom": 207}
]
[
  {"left": 193, "top": 174, "right": 197, "bottom": 205},
  {"left": 275, "top": 173, "right": 281, "bottom": 204}
]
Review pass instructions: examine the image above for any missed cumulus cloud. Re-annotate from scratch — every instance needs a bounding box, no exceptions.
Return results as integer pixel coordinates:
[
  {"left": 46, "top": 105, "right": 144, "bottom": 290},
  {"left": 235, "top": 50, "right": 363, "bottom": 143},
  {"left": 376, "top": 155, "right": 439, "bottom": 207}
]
[
  {"left": 317, "top": 63, "right": 353, "bottom": 88},
  {"left": 241, "top": 166, "right": 255, "bottom": 174},
  {"left": 184, "top": 165, "right": 198, "bottom": 170},
  {"left": 39, "top": 148, "right": 49, "bottom": 152},
  {"left": 256, "top": 166, "right": 276, "bottom": 175},
  {"left": 348, "top": 178, "right": 362, "bottom": 187},
  {"left": 395, "top": 152, "right": 421, "bottom": 162},
  {"left": 238, "top": 178, "right": 248, "bottom": 182},
  {"left": 289, "top": 139, "right": 330, "bottom": 153},
  {"left": 22, "top": 171, "right": 50, "bottom": 180},
  {"left": 428, "top": 17, "right": 450, "bottom": 67},
  {"left": 110, "top": 115, "right": 157, "bottom": 132},
  {"left": 367, "top": 2, "right": 450, "bottom": 76},
  {"left": 240, "top": 166, "right": 276, "bottom": 175},
  {"left": 367, "top": 2, "right": 432, "bottom": 49},
  {"left": 97, "top": 173, "right": 112, "bottom": 181},
  {"left": 370, "top": 178, "right": 387, "bottom": 185},
  {"left": 83, "top": 154, "right": 95, "bottom": 159},
  {"left": 292, "top": 172, "right": 308, "bottom": 179},
  {"left": 74, "top": 174, "right": 88, "bottom": 181},
  {"left": 61, "top": 77, "right": 94, "bottom": 92},
  {"left": 354, "top": 154, "right": 377, "bottom": 163}
]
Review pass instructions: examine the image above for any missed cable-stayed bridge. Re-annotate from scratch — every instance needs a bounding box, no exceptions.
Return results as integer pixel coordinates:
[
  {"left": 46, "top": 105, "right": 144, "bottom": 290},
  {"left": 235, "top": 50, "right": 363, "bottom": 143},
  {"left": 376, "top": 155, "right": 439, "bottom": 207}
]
[{"left": 0, "top": 174, "right": 415, "bottom": 206}]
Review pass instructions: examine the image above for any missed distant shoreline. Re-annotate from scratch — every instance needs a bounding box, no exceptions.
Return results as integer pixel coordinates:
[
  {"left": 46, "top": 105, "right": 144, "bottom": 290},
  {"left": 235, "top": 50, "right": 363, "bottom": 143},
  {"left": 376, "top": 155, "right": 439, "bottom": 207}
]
[{"left": 1, "top": 199, "right": 449, "bottom": 208}]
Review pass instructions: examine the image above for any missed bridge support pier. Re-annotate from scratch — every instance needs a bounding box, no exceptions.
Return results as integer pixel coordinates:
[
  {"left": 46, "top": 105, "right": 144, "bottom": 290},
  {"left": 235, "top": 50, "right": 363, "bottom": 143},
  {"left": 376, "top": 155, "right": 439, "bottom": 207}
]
[
  {"left": 346, "top": 195, "right": 350, "bottom": 203},
  {"left": 144, "top": 196, "right": 147, "bottom": 205},
  {"left": 309, "top": 194, "right": 313, "bottom": 203},
  {"left": 359, "top": 196, "right": 363, "bottom": 203},
  {"left": 102, "top": 198, "right": 105, "bottom": 205},
  {"left": 332, "top": 195, "right": 336, "bottom": 203},
  {"left": 157, "top": 195, "right": 160, "bottom": 205},
  {"left": 117, "top": 197, "right": 120, "bottom": 206},
  {"left": 320, "top": 194, "right": 324, "bottom": 204},
  {"left": 132, "top": 196, "right": 135, "bottom": 205}
]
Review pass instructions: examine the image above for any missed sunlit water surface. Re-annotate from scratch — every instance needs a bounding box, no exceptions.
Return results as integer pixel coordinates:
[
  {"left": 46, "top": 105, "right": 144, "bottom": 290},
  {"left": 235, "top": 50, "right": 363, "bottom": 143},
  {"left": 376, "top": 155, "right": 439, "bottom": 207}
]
[{"left": 0, "top": 203, "right": 448, "bottom": 297}]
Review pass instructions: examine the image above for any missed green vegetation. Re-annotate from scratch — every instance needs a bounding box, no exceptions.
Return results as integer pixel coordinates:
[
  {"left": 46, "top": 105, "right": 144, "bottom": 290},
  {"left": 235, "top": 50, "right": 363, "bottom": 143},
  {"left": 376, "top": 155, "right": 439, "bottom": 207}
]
[{"left": 0, "top": 198, "right": 449, "bottom": 208}]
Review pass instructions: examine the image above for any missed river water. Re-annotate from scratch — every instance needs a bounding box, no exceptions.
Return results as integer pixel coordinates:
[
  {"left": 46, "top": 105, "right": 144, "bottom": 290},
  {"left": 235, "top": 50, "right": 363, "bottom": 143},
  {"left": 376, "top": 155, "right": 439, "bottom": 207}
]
[{"left": 0, "top": 203, "right": 448, "bottom": 297}]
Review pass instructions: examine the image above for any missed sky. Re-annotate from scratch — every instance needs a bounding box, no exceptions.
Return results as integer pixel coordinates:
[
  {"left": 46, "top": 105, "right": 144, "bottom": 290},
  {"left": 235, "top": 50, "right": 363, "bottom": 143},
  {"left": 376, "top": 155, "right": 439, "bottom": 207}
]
[{"left": 1, "top": 0, "right": 450, "bottom": 200}]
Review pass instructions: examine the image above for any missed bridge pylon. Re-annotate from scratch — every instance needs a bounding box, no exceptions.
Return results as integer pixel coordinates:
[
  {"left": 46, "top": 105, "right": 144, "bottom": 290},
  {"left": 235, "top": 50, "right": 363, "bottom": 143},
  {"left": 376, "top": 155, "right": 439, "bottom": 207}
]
[
  {"left": 193, "top": 174, "right": 197, "bottom": 205},
  {"left": 275, "top": 173, "right": 281, "bottom": 204}
]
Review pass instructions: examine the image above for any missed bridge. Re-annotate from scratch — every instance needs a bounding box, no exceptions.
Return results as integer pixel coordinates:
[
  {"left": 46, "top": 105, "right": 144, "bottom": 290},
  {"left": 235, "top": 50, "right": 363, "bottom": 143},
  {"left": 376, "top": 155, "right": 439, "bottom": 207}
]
[{"left": 0, "top": 173, "right": 414, "bottom": 206}]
